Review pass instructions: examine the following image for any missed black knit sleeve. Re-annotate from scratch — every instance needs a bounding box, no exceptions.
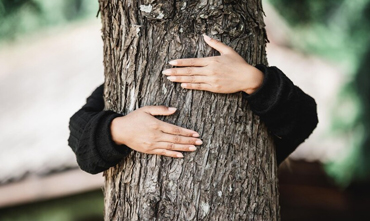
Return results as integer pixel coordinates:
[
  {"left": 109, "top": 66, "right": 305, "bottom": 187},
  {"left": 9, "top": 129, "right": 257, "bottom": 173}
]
[
  {"left": 68, "top": 84, "right": 132, "bottom": 174},
  {"left": 243, "top": 65, "right": 318, "bottom": 165}
]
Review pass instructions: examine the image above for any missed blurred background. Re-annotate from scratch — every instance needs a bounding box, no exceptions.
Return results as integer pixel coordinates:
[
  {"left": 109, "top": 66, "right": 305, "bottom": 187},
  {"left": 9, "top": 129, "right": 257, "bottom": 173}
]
[{"left": 0, "top": 0, "right": 369, "bottom": 220}]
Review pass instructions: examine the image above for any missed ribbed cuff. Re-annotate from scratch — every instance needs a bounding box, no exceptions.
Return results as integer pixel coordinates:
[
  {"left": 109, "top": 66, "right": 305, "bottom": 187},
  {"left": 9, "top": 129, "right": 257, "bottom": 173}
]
[
  {"left": 242, "top": 64, "right": 279, "bottom": 114},
  {"left": 96, "top": 111, "right": 132, "bottom": 162}
]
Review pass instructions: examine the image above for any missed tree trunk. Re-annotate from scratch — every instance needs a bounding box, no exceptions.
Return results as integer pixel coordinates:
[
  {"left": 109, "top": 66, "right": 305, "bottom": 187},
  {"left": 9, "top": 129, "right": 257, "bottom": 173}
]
[{"left": 99, "top": 0, "right": 279, "bottom": 220}]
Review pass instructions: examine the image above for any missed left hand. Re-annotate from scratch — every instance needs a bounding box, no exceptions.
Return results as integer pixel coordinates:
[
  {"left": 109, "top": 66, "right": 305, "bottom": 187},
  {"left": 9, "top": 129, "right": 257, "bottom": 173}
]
[{"left": 162, "top": 34, "right": 264, "bottom": 94}]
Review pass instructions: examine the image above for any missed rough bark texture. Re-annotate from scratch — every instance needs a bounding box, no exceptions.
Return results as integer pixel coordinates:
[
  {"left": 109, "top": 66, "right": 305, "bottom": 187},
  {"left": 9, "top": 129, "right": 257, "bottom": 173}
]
[{"left": 99, "top": 0, "right": 279, "bottom": 220}]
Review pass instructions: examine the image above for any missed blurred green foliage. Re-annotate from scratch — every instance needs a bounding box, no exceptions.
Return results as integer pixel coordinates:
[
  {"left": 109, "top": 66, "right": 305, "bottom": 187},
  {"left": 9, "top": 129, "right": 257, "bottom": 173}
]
[
  {"left": 270, "top": 0, "right": 344, "bottom": 26},
  {"left": 270, "top": 0, "right": 370, "bottom": 72},
  {"left": 0, "top": 0, "right": 98, "bottom": 42},
  {"left": 268, "top": 0, "right": 370, "bottom": 185}
]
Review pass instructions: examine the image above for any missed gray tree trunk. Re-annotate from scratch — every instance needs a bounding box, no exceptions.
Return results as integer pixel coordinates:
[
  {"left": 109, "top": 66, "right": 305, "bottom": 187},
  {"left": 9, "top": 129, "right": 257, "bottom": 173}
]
[{"left": 99, "top": 0, "right": 279, "bottom": 220}]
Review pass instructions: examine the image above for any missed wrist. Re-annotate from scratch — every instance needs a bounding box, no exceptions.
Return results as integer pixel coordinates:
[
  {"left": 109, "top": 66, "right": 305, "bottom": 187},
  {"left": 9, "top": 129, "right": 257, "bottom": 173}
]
[
  {"left": 241, "top": 65, "right": 264, "bottom": 95},
  {"left": 110, "top": 116, "right": 126, "bottom": 145}
]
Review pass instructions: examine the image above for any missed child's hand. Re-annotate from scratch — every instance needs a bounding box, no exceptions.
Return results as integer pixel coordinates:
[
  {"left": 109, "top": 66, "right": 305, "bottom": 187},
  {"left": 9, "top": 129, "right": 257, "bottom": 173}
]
[
  {"left": 111, "top": 106, "right": 201, "bottom": 158},
  {"left": 163, "top": 34, "right": 264, "bottom": 95}
]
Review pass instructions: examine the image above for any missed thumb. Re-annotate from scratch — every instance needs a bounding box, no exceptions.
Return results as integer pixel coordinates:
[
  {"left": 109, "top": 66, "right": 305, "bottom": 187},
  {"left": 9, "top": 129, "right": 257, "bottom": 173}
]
[
  {"left": 141, "top": 106, "right": 177, "bottom": 116},
  {"left": 203, "top": 34, "right": 233, "bottom": 55}
]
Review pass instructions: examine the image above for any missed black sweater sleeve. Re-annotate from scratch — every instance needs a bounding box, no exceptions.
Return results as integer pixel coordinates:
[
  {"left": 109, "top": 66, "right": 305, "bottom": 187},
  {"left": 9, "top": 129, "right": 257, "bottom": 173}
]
[
  {"left": 243, "top": 65, "right": 318, "bottom": 165},
  {"left": 68, "top": 84, "right": 132, "bottom": 174},
  {"left": 68, "top": 65, "right": 318, "bottom": 174}
]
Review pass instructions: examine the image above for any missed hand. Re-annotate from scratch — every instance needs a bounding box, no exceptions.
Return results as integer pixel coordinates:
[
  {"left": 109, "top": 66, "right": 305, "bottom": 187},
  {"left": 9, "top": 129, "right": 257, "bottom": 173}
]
[
  {"left": 162, "top": 34, "right": 264, "bottom": 94},
  {"left": 110, "top": 106, "right": 202, "bottom": 158}
]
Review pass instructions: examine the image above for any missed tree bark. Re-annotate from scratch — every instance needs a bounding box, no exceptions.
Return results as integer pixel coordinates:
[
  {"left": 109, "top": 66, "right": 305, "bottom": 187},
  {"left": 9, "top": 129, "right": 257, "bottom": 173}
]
[{"left": 99, "top": 0, "right": 279, "bottom": 220}]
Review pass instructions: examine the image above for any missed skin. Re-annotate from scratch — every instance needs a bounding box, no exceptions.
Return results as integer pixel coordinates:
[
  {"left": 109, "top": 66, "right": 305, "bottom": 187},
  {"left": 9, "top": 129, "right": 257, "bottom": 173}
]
[{"left": 111, "top": 34, "right": 264, "bottom": 158}]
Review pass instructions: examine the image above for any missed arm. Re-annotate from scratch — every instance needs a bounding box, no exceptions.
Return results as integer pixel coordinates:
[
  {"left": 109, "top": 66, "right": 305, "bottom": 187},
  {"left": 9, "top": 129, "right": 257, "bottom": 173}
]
[
  {"left": 68, "top": 85, "right": 201, "bottom": 174},
  {"left": 242, "top": 65, "right": 318, "bottom": 165},
  {"left": 163, "top": 34, "right": 318, "bottom": 166},
  {"left": 68, "top": 84, "right": 132, "bottom": 174}
]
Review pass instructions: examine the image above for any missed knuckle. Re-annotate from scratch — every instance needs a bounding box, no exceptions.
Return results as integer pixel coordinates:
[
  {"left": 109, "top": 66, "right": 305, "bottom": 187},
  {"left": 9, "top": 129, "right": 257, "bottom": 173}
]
[
  {"left": 190, "top": 76, "right": 195, "bottom": 83},
  {"left": 195, "top": 84, "right": 202, "bottom": 90},
  {"left": 142, "top": 141, "right": 153, "bottom": 151},
  {"left": 172, "top": 127, "right": 181, "bottom": 134},
  {"left": 173, "top": 135, "right": 181, "bottom": 143},
  {"left": 186, "top": 67, "right": 192, "bottom": 75},
  {"left": 167, "top": 143, "right": 175, "bottom": 150},
  {"left": 190, "top": 59, "right": 195, "bottom": 66},
  {"left": 188, "top": 138, "right": 196, "bottom": 144},
  {"left": 144, "top": 141, "right": 153, "bottom": 148},
  {"left": 149, "top": 133, "right": 157, "bottom": 140},
  {"left": 215, "top": 84, "right": 222, "bottom": 90},
  {"left": 149, "top": 122, "right": 160, "bottom": 130}
]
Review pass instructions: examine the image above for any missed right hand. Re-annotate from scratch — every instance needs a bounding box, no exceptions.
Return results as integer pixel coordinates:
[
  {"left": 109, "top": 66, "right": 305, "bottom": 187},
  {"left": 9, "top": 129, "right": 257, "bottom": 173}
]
[{"left": 110, "top": 106, "right": 202, "bottom": 158}]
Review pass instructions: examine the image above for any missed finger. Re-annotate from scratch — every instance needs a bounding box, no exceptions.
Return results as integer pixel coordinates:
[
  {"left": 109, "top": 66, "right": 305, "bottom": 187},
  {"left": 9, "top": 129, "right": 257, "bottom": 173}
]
[
  {"left": 152, "top": 149, "right": 184, "bottom": 158},
  {"left": 159, "top": 134, "right": 203, "bottom": 145},
  {"left": 169, "top": 57, "right": 211, "bottom": 67},
  {"left": 181, "top": 83, "right": 212, "bottom": 91},
  {"left": 203, "top": 34, "right": 234, "bottom": 55},
  {"left": 162, "top": 67, "right": 207, "bottom": 76},
  {"left": 156, "top": 142, "right": 197, "bottom": 152},
  {"left": 167, "top": 75, "right": 209, "bottom": 84},
  {"left": 160, "top": 122, "right": 200, "bottom": 137},
  {"left": 141, "top": 106, "right": 177, "bottom": 116}
]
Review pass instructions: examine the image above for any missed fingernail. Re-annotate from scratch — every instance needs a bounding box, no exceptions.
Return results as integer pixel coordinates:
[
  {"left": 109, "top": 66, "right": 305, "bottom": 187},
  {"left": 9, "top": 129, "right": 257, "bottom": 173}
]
[
  {"left": 189, "top": 146, "right": 197, "bottom": 151},
  {"left": 192, "top": 133, "right": 200, "bottom": 137},
  {"left": 167, "top": 76, "right": 175, "bottom": 81},
  {"left": 177, "top": 153, "right": 184, "bottom": 158},
  {"left": 181, "top": 83, "right": 187, "bottom": 87},
  {"left": 168, "top": 107, "right": 177, "bottom": 111},
  {"left": 195, "top": 140, "right": 203, "bottom": 145},
  {"left": 162, "top": 69, "right": 171, "bottom": 75},
  {"left": 169, "top": 60, "right": 177, "bottom": 65},
  {"left": 203, "top": 34, "right": 212, "bottom": 41}
]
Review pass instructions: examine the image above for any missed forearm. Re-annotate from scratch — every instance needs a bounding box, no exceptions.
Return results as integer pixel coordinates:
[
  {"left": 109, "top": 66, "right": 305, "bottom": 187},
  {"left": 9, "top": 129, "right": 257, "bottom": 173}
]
[
  {"left": 243, "top": 65, "right": 318, "bottom": 165},
  {"left": 68, "top": 84, "right": 132, "bottom": 174}
]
